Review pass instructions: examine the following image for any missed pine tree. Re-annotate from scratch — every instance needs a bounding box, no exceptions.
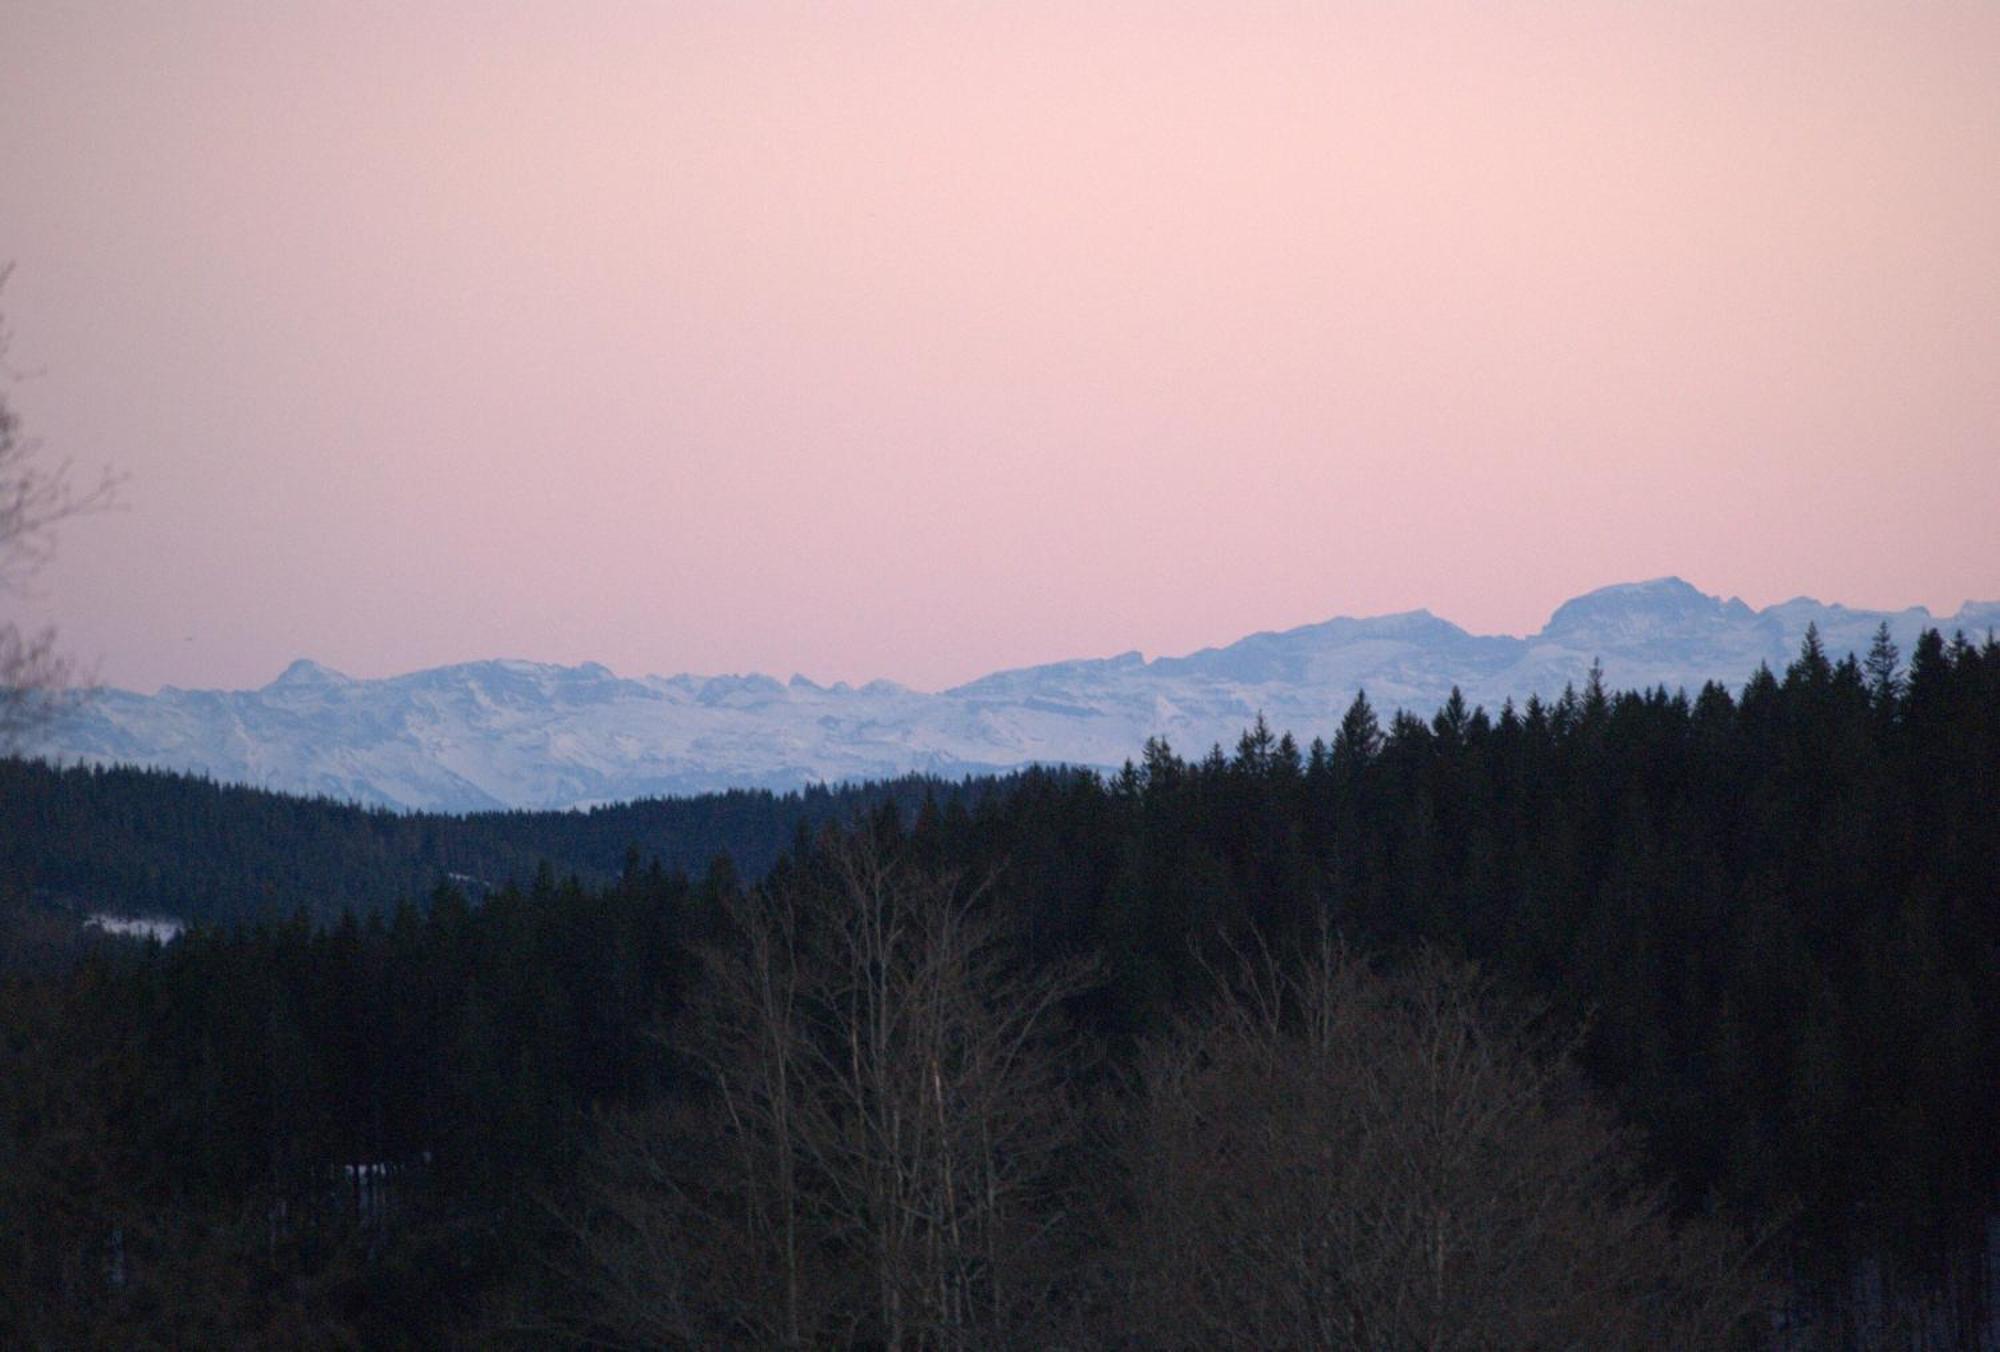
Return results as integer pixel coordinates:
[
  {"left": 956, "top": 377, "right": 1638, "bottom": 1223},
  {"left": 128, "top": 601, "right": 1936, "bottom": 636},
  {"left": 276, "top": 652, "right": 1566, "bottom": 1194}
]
[{"left": 1331, "top": 690, "right": 1382, "bottom": 770}]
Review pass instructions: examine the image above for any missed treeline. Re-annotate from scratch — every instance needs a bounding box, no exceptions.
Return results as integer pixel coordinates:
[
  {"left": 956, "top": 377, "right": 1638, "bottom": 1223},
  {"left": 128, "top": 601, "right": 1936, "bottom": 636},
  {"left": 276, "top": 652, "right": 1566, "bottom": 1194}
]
[
  {"left": 945, "top": 625, "right": 1999, "bottom": 1319},
  {"left": 0, "top": 758, "right": 1014, "bottom": 930},
  {"left": 2, "top": 624, "right": 1996, "bottom": 1344},
  {"left": 975, "top": 625, "right": 2000, "bottom": 1263}
]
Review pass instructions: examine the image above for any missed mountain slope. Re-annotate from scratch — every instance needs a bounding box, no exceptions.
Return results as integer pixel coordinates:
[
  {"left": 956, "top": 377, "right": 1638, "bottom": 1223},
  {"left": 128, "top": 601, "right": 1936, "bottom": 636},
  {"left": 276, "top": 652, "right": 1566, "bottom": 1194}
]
[{"left": 30, "top": 578, "right": 1996, "bottom": 811}]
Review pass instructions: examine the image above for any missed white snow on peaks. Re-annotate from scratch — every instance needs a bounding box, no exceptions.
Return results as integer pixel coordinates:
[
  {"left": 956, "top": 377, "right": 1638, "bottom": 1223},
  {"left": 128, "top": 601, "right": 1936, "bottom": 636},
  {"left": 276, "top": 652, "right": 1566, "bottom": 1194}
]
[{"left": 28, "top": 580, "right": 1997, "bottom": 813}]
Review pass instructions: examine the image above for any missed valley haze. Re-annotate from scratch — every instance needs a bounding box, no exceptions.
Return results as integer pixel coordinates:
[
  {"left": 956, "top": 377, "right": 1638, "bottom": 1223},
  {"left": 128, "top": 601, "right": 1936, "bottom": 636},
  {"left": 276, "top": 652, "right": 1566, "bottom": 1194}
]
[{"left": 30, "top": 578, "right": 1999, "bottom": 814}]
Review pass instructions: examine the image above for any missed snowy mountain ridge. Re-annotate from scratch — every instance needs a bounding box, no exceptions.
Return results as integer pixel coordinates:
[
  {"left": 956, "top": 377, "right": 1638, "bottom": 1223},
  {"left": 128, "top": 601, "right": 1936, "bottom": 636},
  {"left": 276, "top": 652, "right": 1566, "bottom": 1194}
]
[{"left": 30, "top": 578, "right": 1998, "bottom": 812}]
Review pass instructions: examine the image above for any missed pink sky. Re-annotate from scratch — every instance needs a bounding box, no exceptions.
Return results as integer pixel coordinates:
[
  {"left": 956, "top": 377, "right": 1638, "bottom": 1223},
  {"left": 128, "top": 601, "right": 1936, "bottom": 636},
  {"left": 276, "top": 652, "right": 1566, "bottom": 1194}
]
[{"left": 2, "top": 2, "right": 1995, "bottom": 693}]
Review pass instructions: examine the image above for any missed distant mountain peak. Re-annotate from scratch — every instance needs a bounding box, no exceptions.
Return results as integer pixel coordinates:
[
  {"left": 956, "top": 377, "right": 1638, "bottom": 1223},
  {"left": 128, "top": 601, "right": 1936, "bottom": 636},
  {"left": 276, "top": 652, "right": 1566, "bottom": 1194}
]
[
  {"left": 1542, "top": 577, "right": 1731, "bottom": 636},
  {"left": 1556, "top": 576, "right": 1704, "bottom": 607},
  {"left": 267, "top": 658, "right": 352, "bottom": 689}
]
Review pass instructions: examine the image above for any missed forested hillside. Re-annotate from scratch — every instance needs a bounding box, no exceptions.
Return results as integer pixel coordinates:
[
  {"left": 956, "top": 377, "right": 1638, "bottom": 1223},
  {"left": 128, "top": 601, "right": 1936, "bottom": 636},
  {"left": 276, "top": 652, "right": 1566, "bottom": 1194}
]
[
  {"left": 3, "top": 624, "right": 1995, "bottom": 1345},
  {"left": 0, "top": 760, "right": 1014, "bottom": 930}
]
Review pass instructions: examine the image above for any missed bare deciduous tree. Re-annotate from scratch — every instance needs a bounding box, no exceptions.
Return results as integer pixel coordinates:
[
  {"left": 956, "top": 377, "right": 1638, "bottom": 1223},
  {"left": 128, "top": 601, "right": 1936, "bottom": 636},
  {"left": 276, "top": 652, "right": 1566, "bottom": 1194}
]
[
  {"left": 566, "top": 829, "right": 1095, "bottom": 1349},
  {"left": 0, "top": 266, "right": 117, "bottom": 749},
  {"left": 1107, "top": 934, "right": 1768, "bottom": 1350}
]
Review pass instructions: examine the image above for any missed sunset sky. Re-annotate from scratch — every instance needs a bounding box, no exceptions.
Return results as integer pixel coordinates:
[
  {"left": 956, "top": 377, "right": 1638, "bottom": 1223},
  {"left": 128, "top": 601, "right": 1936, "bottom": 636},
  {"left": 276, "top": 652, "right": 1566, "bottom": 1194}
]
[{"left": 2, "top": 2, "right": 1995, "bottom": 693}]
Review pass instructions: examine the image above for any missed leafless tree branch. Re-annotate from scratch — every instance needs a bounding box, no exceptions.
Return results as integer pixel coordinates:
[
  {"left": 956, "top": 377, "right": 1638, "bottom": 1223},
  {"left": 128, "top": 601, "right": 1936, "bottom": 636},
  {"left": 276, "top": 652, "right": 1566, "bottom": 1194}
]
[
  {"left": 563, "top": 828, "right": 1097, "bottom": 1349},
  {"left": 0, "top": 265, "right": 120, "bottom": 750},
  {"left": 1105, "top": 935, "right": 1769, "bottom": 1350}
]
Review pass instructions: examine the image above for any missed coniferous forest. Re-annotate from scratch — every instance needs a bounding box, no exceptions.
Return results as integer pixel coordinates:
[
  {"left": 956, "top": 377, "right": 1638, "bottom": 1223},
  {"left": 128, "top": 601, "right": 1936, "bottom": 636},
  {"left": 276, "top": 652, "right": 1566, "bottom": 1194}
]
[
  {"left": 2, "top": 625, "right": 1996, "bottom": 1347},
  {"left": 0, "top": 761, "right": 1007, "bottom": 933}
]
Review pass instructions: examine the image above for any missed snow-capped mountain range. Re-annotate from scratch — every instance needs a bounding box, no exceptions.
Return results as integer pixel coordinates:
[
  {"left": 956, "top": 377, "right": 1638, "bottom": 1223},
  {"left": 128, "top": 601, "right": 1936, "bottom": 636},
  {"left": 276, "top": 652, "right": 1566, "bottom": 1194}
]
[{"left": 29, "top": 579, "right": 1999, "bottom": 813}]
